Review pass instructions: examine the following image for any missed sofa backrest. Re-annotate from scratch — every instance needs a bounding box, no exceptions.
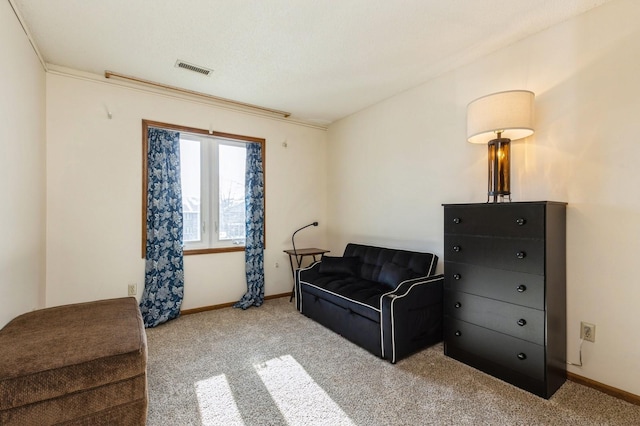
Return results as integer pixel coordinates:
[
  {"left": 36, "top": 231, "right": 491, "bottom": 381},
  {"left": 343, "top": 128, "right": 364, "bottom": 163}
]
[{"left": 343, "top": 243, "right": 438, "bottom": 282}]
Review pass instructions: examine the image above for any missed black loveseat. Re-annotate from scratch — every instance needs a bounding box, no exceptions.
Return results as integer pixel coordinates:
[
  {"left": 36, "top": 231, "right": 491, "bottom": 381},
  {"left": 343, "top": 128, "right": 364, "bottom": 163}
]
[{"left": 295, "top": 243, "right": 444, "bottom": 363}]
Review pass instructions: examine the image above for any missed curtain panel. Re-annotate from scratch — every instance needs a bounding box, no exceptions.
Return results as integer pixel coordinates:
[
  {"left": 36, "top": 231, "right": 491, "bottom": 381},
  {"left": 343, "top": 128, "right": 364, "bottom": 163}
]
[
  {"left": 139, "top": 127, "right": 185, "bottom": 327},
  {"left": 234, "top": 142, "right": 265, "bottom": 309}
]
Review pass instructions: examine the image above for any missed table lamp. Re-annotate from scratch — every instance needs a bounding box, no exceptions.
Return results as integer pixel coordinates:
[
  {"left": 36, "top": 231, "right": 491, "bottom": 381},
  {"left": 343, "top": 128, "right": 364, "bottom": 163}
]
[{"left": 467, "top": 90, "right": 535, "bottom": 203}]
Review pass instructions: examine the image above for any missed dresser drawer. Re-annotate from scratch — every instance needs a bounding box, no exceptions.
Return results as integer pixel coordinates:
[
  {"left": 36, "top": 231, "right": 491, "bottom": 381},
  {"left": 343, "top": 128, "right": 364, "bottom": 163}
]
[
  {"left": 444, "top": 261, "right": 544, "bottom": 309},
  {"left": 444, "top": 204, "right": 544, "bottom": 238},
  {"left": 445, "top": 290, "right": 544, "bottom": 345},
  {"left": 444, "top": 235, "right": 544, "bottom": 274},
  {"left": 445, "top": 318, "right": 544, "bottom": 380}
]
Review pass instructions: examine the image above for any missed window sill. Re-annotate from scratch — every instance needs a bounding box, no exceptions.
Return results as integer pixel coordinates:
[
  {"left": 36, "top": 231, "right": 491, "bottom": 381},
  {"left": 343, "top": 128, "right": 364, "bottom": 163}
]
[{"left": 184, "top": 246, "right": 245, "bottom": 256}]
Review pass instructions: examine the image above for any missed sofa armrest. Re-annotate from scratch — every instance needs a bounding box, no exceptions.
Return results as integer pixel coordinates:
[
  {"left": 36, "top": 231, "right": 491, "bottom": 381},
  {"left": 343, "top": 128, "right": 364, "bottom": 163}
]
[
  {"left": 380, "top": 274, "right": 444, "bottom": 363},
  {"left": 295, "top": 262, "right": 322, "bottom": 310}
]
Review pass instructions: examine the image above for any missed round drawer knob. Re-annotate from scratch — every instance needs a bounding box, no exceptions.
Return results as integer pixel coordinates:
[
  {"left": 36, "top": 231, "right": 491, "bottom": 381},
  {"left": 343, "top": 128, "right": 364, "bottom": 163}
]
[
  {"left": 516, "top": 218, "right": 526, "bottom": 226},
  {"left": 517, "top": 284, "right": 527, "bottom": 293},
  {"left": 516, "top": 251, "right": 526, "bottom": 259},
  {"left": 453, "top": 217, "right": 461, "bottom": 224},
  {"left": 517, "top": 353, "right": 527, "bottom": 360},
  {"left": 454, "top": 330, "right": 462, "bottom": 337},
  {"left": 453, "top": 273, "right": 461, "bottom": 280},
  {"left": 517, "top": 319, "right": 527, "bottom": 327},
  {"left": 454, "top": 302, "right": 462, "bottom": 309},
  {"left": 453, "top": 245, "right": 461, "bottom": 252}
]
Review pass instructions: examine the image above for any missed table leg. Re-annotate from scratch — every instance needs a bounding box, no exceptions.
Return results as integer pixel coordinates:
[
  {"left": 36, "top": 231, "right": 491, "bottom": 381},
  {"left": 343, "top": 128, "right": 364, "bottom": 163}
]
[{"left": 288, "top": 254, "right": 297, "bottom": 302}]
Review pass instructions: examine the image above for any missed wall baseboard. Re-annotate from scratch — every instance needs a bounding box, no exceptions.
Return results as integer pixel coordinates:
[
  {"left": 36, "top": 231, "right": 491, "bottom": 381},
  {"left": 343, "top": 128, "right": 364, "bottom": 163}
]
[
  {"left": 180, "top": 293, "right": 290, "bottom": 315},
  {"left": 568, "top": 372, "right": 640, "bottom": 406}
]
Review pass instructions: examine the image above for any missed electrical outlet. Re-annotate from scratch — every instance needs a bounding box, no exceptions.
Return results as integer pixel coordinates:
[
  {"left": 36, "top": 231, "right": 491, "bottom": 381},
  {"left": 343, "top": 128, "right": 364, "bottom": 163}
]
[
  {"left": 581, "top": 321, "right": 596, "bottom": 342},
  {"left": 128, "top": 283, "right": 137, "bottom": 297}
]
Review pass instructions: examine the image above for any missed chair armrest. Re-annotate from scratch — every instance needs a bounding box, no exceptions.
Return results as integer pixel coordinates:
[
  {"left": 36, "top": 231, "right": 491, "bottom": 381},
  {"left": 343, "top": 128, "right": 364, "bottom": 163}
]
[{"left": 380, "top": 274, "right": 444, "bottom": 363}]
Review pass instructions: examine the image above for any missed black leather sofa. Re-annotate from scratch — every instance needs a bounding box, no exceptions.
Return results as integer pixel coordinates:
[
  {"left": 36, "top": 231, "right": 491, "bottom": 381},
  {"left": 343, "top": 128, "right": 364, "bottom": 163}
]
[{"left": 295, "top": 243, "right": 444, "bottom": 363}]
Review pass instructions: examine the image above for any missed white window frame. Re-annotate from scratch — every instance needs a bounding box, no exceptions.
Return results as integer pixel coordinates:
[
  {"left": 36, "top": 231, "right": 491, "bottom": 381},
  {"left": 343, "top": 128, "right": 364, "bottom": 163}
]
[{"left": 180, "top": 133, "right": 247, "bottom": 251}]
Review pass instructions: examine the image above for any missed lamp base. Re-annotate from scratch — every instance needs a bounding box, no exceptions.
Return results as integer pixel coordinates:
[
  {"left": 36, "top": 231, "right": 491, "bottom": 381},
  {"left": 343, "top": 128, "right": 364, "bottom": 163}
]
[
  {"left": 486, "top": 193, "right": 512, "bottom": 203},
  {"left": 487, "top": 137, "right": 511, "bottom": 203}
]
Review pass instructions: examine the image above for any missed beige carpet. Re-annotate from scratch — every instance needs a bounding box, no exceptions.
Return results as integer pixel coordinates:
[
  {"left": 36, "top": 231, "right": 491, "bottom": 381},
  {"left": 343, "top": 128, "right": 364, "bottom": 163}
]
[{"left": 145, "top": 297, "right": 640, "bottom": 425}]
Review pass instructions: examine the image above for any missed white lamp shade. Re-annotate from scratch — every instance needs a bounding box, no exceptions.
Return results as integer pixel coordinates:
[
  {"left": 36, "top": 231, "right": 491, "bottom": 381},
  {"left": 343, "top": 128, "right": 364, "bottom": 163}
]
[{"left": 467, "top": 90, "right": 535, "bottom": 144}]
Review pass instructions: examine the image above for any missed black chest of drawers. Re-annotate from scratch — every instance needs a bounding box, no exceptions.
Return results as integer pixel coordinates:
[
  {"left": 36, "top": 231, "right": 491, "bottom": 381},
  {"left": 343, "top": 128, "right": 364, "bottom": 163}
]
[{"left": 442, "top": 202, "right": 567, "bottom": 399}]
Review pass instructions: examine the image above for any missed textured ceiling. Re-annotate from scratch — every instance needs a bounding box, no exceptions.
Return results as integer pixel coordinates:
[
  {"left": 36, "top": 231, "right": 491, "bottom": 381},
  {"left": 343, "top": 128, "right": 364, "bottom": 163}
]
[{"left": 12, "top": 0, "right": 612, "bottom": 124}]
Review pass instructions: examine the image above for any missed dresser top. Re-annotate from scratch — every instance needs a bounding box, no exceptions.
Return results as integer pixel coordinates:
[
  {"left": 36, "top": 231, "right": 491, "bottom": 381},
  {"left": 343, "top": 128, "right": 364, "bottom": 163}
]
[{"left": 442, "top": 201, "right": 567, "bottom": 207}]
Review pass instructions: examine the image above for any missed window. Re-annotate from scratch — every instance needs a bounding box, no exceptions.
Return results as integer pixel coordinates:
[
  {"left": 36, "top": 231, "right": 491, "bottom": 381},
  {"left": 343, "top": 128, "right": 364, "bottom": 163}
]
[
  {"left": 142, "top": 120, "right": 265, "bottom": 256},
  {"left": 179, "top": 134, "right": 247, "bottom": 249}
]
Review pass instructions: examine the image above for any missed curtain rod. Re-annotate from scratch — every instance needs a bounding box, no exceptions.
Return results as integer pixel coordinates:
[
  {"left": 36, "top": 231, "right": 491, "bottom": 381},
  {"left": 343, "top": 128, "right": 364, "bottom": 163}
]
[{"left": 104, "top": 70, "right": 291, "bottom": 118}]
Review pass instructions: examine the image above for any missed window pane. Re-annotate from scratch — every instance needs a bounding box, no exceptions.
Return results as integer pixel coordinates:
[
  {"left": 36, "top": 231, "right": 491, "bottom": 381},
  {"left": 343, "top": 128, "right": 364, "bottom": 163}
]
[
  {"left": 180, "top": 139, "right": 201, "bottom": 242},
  {"left": 219, "top": 144, "right": 246, "bottom": 242}
]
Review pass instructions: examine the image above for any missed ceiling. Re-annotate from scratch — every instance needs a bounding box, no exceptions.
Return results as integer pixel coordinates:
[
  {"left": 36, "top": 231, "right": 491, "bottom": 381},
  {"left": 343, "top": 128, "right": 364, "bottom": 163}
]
[{"left": 12, "top": 0, "right": 612, "bottom": 124}]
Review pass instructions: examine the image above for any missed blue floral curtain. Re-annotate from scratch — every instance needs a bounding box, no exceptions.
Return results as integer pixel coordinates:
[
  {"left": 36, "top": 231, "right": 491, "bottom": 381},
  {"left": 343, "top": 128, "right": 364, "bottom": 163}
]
[
  {"left": 139, "top": 127, "right": 185, "bottom": 327},
  {"left": 234, "top": 142, "right": 265, "bottom": 309}
]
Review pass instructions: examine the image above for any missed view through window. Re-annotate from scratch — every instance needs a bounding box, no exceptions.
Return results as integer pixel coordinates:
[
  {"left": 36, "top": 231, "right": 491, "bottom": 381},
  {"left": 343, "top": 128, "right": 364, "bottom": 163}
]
[{"left": 179, "top": 135, "right": 247, "bottom": 247}]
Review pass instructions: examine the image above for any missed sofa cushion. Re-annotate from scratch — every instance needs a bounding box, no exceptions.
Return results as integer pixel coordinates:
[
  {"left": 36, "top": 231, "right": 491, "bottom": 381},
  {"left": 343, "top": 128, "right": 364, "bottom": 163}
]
[
  {"left": 318, "top": 256, "right": 359, "bottom": 276},
  {"left": 378, "top": 262, "right": 415, "bottom": 289},
  {"left": 343, "top": 243, "right": 437, "bottom": 282},
  {"left": 299, "top": 275, "right": 391, "bottom": 322}
]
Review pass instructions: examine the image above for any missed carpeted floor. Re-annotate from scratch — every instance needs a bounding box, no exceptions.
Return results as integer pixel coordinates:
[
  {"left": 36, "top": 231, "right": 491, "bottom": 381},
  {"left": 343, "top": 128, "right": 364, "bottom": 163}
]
[{"left": 145, "top": 297, "right": 640, "bottom": 425}]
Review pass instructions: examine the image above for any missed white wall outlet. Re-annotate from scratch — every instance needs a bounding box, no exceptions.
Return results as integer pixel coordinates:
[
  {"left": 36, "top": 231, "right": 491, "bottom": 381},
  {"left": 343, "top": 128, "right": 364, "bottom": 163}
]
[
  {"left": 275, "top": 262, "right": 280, "bottom": 268},
  {"left": 581, "top": 321, "right": 596, "bottom": 342},
  {"left": 128, "top": 283, "right": 137, "bottom": 297}
]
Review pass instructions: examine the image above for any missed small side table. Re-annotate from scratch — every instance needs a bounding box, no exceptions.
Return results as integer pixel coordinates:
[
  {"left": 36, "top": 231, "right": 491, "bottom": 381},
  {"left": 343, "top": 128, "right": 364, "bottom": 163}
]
[{"left": 284, "top": 248, "right": 330, "bottom": 302}]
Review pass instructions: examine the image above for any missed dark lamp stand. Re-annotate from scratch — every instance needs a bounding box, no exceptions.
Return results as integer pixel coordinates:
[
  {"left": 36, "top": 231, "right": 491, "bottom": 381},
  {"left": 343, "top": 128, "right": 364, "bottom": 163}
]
[
  {"left": 286, "top": 222, "right": 328, "bottom": 302},
  {"left": 487, "top": 132, "right": 511, "bottom": 203}
]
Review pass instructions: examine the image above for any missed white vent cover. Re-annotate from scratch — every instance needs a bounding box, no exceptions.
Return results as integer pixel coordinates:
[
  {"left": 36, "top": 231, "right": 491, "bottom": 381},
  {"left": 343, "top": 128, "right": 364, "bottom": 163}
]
[{"left": 174, "top": 60, "right": 213, "bottom": 76}]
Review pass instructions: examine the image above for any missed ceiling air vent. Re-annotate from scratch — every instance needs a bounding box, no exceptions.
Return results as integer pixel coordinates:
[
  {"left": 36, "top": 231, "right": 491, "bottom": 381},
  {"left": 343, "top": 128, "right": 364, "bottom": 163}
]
[{"left": 174, "top": 60, "right": 213, "bottom": 76}]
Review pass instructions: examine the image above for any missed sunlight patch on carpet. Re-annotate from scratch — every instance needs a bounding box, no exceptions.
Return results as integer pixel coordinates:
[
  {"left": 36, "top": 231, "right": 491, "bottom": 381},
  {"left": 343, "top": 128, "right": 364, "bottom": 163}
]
[
  {"left": 195, "top": 374, "right": 245, "bottom": 426},
  {"left": 254, "top": 355, "right": 355, "bottom": 426}
]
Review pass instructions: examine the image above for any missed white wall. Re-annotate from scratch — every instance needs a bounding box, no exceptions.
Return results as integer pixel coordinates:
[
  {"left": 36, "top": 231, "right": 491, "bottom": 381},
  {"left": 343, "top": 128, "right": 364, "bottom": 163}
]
[
  {"left": 0, "top": 2, "right": 46, "bottom": 327},
  {"left": 45, "top": 72, "right": 326, "bottom": 310},
  {"left": 327, "top": 0, "right": 640, "bottom": 396}
]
